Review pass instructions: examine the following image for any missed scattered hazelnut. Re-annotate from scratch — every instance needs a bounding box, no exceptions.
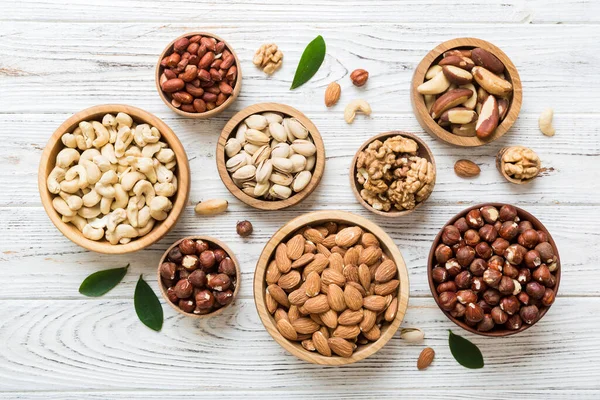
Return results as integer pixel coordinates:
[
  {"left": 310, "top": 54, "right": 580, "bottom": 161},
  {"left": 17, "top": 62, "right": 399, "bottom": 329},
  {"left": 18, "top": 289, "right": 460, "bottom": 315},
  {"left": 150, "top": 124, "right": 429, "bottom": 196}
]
[
  {"left": 181, "top": 254, "right": 199, "bottom": 271},
  {"left": 435, "top": 244, "right": 454, "bottom": 264},
  {"left": 207, "top": 273, "right": 231, "bottom": 291},
  {"left": 466, "top": 209, "right": 484, "bottom": 228},
  {"left": 491, "top": 306, "right": 508, "bottom": 324},
  {"left": 160, "top": 262, "right": 177, "bottom": 280},
  {"left": 179, "top": 239, "right": 197, "bottom": 255},
  {"left": 491, "top": 238, "right": 510, "bottom": 255},
  {"left": 477, "top": 314, "right": 494, "bottom": 332},
  {"left": 455, "top": 271, "right": 472, "bottom": 289},
  {"left": 535, "top": 242, "right": 555, "bottom": 264},
  {"left": 469, "top": 258, "right": 488, "bottom": 276},
  {"left": 439, "top": 291, "right": 458, "bottom": 311},
  {"left": 179, "top": 299, "right": 195, "bottom": 313},
  {"left": 519, "top": 305, "right": 539, "bottom": 325},
  {"left": 218, "top": 257, "right": 237, "bottom": 276},
  {"left": 471, "top": 277, "right": 487, "bottom": 293},
  {"left": 465, "top": 303, "right": 484, "bottom": 323},
  {"left": 350, "top": 68, "right": 369, "bottom": 87},
  {"left": 195, "top": 239, "right": 210, "bottom": 253},
  {"left": 174, "top": 279, "right": 193, "bottom": 298},
  {"left": 482, "top": 289, "right": 501, "bottom": 305},
  {"left": 499, "top": 205, "right": 518, "bottom": 222},
  {"left": 456, "top": 246, "right": 476, "bottom": 267},
  {"left": 506, "top": 314, "right": 522, "bottom": 330},
  {"left": 480, "top": 206, "right": 499, "bottom": 224},
  {"left": 454, "top": 217, "right": 470, "bottom": 233},
  {"left": 167, "top": 247, "right": 184, "bottom": 263},
  {"left": 214, "top": 249, "right": 227, "bottom": 263},
  {"left": 188, "top": 269, "right": 207, "bottom": 288},
  {"left": 457, "top": 289, "right": 477, "bottom": 305},
  {"left": 449, "top": 303, "right": 466, "bottom": 318},
  {"left": 526, "top": 281, "right": 545, "bottom": 299},
  {"left": 442, "top": 225, "right": 461, "bottom": 246},
  {"left": 498, "top": 276, "right": 516, "bottom": 295},
  {"left": 199, "top": 250, "right": 216, "bottom": 269},
  {"left": 432, "top": 266, "right": 449, "bottom": 283},
  {"left": 499, "top": 295, "right": 519, "bottom": 315},
  {"left": 478, "top": 224, "right": 498, "bottom": 243},
  {"left": 542, "top": 288, "right": 555, "bottom": 306},
  {"left": 499, "top": 221, "right": 519, "bottom": 241},
  {"left": 504, "top": 244, "right": 527, "bottom": 265},
  {"left": 483, "top": 269, "right": 502, "bottom": 287},
  {"left": 518, "top": 229, "right": 539, "bottom": 249},
  {"left": 445, "top": 259, "right": 462, "bottom": 276},
  {"left": 437, "top": 281, "right": 457, "bottom": 293},
  {"left": 214, "top": 289, "right": 234, "bottom": 306},
  {"left": 236, "top": 220, "right": 253, "bottom": 237},
  {"left": 195, "top": 289, "right": 215, "bottom": 309}
]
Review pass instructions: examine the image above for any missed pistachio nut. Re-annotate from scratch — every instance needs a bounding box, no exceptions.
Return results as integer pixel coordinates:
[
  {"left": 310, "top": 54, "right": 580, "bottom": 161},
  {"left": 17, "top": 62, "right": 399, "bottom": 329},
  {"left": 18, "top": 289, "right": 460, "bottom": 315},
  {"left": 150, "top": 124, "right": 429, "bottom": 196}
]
[
  {"left": 305, "top": 155, "right": 316, "bottom": 171},
  {"left": 269, "top": 122, "right": 287, "bottom": 142},
  {"left": 251, "top": 145, "right": 271, "bottom": 165},
  {"left": 292, "top": 170, "right": 312, "bottom": 192},
  {"left": 225, "top": 138, "right": 242, "bottom": 157},
  {"left": 271, "top": 142, "right": 290, "bottom": 158},
  {"left": 245, "top": 114, "right": 269, "bottom": 130},
  {"left": 271, "top": 157, "right": 294, "bottom": 173},
  {"left": 244, "top": 143, "right": 261, "bottom": 155},
  {"left": 254, "top": 181, "right": 271, "bottom": 197},
  {"left": 269, "top": 171, "right": 293, "bottom": 186},
  {"left": 232, "top": 164, "right": 256, "bottom": 183},
  {"left": 245, "top": 129, "right": 270, "bottom": 146},
  {"left": 269, "top": 184, "right": 292, "bottom": 199},
  {"left": 236, "top": 123, "right": 248, "bottom": 144},
  {"left": 262, "top": 112, "right": 283, "bottom": 124},
  {"left": 283, "top": 117, "right": 309, "bottom": 139},
  {"left": 291, "top": 139, "right": 316, "bottom": 157},
  {"left": 255, "top": 160, "right": 273, "bottom": 184},
  {"left": 226, "top": 153, "right": 248, "bottom": 173},
  {"left": 241, "top": 181, "right": 258, "bottom": 197},
  {"left": 289, "top": 154, "right": 307, "bottom": 173}
]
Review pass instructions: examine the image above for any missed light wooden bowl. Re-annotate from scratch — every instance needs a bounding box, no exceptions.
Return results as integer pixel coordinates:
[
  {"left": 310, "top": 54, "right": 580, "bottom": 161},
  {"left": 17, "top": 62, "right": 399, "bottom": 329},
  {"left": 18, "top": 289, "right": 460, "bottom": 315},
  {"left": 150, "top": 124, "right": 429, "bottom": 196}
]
[
  {"left": 157, "top": 236, "right": 241, "bottom": 318},
  {"left": 411, "top": 38, "right": 522, "bottom": 147},
  {"left": 155, "top": 32, "right": 242, "bottom": 118},
  {"left": 217, "top": 103, "right": 326, "bottom": 210},
  {"left": 496, "top": 146, "right": 541, "bottom": 185},
  {"left": 427, "top": 203, "right": 561, "bottom": 337},
  {"left": 349, "top": 131, "right": 436, "bottom": 217},
  {"left": 254, "top": 210, "right": 410, "bottom": 365},
  {"left": 37, "top": 104, "right": 190, "bottom": 254}
]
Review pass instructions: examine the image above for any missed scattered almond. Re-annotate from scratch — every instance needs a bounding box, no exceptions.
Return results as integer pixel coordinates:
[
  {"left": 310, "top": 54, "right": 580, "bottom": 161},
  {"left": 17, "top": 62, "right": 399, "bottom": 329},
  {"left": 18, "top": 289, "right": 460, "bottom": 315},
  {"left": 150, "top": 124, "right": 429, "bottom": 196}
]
[
  {"left": 324, "top": 82, "right": 341, "bottom": 107},
  {"left": 417, "top": 347, "right": 435, "bottom": 370},
  {"left": 454, "top": 159, "right": 481, "bottom": 178}
]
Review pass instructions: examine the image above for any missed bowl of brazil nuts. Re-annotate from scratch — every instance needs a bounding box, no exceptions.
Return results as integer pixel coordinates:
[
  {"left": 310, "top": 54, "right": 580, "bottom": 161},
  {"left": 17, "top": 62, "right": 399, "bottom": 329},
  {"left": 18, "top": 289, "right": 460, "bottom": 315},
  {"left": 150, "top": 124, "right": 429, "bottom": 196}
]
[
  {"left": 411, "top": 38, "right": 522, "bottom": 147},
  {"left": 216, "top": 103, "right": 326, "bottom": 210},
  {"left": 349, "top": 131, "right": 436, "bottom": 217},
  {"left": 155, "top": 32, "right": 241, "bottom": 118},
  {"left": 38, "top": 104, "right": 190, "bottom": 254},
  {"left": 158, "top": 236, "right": 240, "bottom": 317},
  {"left": 427, "top": 203, "right": 560, "bottom": 336},
  {"left": 254, "top": 210, "right": 409, "bottom": 365}
]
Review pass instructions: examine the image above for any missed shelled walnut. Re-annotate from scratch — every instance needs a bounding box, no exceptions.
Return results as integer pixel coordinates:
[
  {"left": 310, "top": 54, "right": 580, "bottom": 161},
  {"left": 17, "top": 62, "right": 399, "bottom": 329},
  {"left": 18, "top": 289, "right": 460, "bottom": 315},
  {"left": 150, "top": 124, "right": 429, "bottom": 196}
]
[
  {"left": 355, "top": 135, "right": 435, "bottom": 212},
  {"left": 497, "top": 146, "right": 541, "bottom": 183},
  {"left": 253, "top": 43, "right": 283, "bottom": 75}
]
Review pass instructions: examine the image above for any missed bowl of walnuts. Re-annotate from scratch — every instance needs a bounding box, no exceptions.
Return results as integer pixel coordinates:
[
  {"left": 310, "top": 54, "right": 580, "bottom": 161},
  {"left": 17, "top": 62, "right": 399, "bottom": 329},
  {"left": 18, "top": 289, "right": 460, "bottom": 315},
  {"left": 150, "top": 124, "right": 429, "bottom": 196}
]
[{"left": 428, "top": 203, "right": 560, "bottom": 336}]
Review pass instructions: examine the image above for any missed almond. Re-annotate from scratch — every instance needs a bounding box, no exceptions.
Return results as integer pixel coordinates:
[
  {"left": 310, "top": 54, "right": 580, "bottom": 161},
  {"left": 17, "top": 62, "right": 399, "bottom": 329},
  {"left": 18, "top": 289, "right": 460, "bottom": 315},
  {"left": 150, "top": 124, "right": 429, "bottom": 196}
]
[
  {"left": 267, "top": 284, "right": 290, "bottom": 308},
  {"left": 347, "top": 281, "right": 367, "bottom": 297},
  {"left": 315, "top": 226, "right": 329, "bottom": 237},
  {"left": 301, "top": 339, "right": 316, "bottom": 352},
  {"left": 275, "top": 243, "right": 291, "bottom": 273},
  {"left": 286, "top": 234, "right": 305, "bottom": 260},
  {"left": 335, "top": 226, "right": 363, "bottom": 247},
  {"left": 278, "top": 270, "right": 301, "bottom": 290},
  {"left": 363, "top": 295, "right": 387, "bottom": 311},
  {"left": 265, "top": 291, "right": 278, "bottom": 314},
  {"left": 274, "top": 308, "right": 288, "bottom": 322},
  {"left": 316, "top": 243, "right": 331, "bottom": 257},
  {"left": 343, "top": 247, "right": 360, "bottom": 266},
  {"left": 385, "top": 297, "right": 398, "bottom": 322},
  {"left": 324, "top": 82, "right": 341, "bottom": 107},
  {"left": 358, "top": 246, "right": 382, "bottom": 266},
  {"left": 344, "top": 284, "right": 364, "bottom": 311},
  {"left": 321, "top": 268, "right": 346, "bottom": 287},
  {"left": 266, "top": 260, "right": 282, "bottom": 285},
  {"left": 276, "top": 319, "right": 297, "bottom": 341},
  {"left": 327, "top": 284, "right": 346, "bottom": 312},
  {"left": 328, "top": 253, "right": 344, "bottom": 273},
  {"left": 343, "top": 264, "right": 360, "bottom": 283},
  {"left": 331, "top": 246, "right": 347, "bottom": 257},
  {"left": 363, "top": 324, "right": 381, "bottom": 341},
  {"left": 291, "top": 253, "right": 314, "bottom": 269},
  {"left": 374, "top": 279, "right": 400, "bottom": 296},
  {"left": 321, "top": 235, "right": 337, "bottom": 249},
  {"left": 312, "top": 331, "right": 332, "bottom": 356},
  {"left": 302, "top": 254, "right": 329, "bottom": 278},
  {"left": 454, "top": 159, "right": 481, "bottom": 178},
  {"left": 304, "top": 242, "right": 316, "bottom": 254},
  {"left": 319, "top": 309, "right": 338, "bottom": 329},
  {"left": 417, "top": 347, "right": 435, "bottom": 370},
  {"left": 288, "top": 305, "right": 300, "bottom": 322},
  {"left": 360, "top": 309, "right": 377, "bottom": 332},
  {"left": 333, "top": 324, "right": 360, "bottom": 339},
  {"left": 303, "top": 294, "right": 330, "bottom": 314},
  {"left": 360, "top": 233, "right": 379, "bottom": 248},
  {"left": 327, "top": 337, "right": 354, "bottom": 358},
  {"left": 288, "top": 287, "right": 309, "bottom": 305},
  {"left": 375, "top": 259, "right": 397, "bottom": 283},
  {"left": 310, "top": 313, "right": 323, "bottom": 326},
  {"left": 303, "top": 228, "right": 324, "bottom": 244},
  {"left": 338, "top": 309, "right": 364, "bottom": 325},
  {"left": 291, "top": 317, "right": 320, "bottom": 334},
  {"left": 358, "top": 264, "right": 371, "bottom": 291}
]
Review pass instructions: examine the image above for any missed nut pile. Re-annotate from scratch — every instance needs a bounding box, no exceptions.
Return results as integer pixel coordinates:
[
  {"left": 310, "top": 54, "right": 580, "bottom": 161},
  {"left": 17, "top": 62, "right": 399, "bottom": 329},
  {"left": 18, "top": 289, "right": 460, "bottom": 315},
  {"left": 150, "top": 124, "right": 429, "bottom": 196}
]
[
  {"left": 499, "top": 146, "right": 541, "bottom": 182},
  {"left": 355, "top": 135, "right": 435, "bottom": 212},
  {"left": 432, "top": 204, "right": 559, "bottom": 332},
  {"left": 253, "top": 43, "right": 283, "bottom": 75},
  {"left": 225, "top": 111, "right": 316, "bottom": 200},
  {"left": 265, "top": 223, "right": 400, "bottom": 358},
  {"left": 160, "top": 238, "right": 237, "bottom": 315},
  {"left": 159, "top": 34, "right": 237, "bottom": 114},
  {"left": 46, "top": 112, "right": 177, "bottom": 244},
  {"left": 417, "top": 47, "right": 513, "bottom": 139}
]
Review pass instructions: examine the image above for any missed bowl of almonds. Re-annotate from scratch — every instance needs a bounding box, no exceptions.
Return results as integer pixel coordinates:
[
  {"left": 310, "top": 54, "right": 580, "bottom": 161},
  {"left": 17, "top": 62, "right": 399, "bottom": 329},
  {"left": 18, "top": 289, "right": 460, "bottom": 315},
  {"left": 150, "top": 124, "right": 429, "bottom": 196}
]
[
  {"left": 217, "top": 103, "right": 326, "bottom": 210},
  {"left": 253, "top": 210, "right": 409, "bottom": 365}
]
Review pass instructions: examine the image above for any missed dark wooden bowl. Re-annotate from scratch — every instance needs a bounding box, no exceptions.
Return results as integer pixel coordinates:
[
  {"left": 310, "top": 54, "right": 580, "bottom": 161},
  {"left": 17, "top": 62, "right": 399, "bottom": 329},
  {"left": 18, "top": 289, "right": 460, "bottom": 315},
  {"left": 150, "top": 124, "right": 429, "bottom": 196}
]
[{"left": 427, "top": 203, "right": 561, "bottom": 337}]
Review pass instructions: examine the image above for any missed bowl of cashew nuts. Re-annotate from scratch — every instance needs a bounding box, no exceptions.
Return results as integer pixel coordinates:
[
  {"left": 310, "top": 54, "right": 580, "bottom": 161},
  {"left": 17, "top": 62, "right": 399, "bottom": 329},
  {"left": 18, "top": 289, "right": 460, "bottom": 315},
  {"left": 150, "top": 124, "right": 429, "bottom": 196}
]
[{"left": 38, "top": 104, "right": 190, "bottom": 254}]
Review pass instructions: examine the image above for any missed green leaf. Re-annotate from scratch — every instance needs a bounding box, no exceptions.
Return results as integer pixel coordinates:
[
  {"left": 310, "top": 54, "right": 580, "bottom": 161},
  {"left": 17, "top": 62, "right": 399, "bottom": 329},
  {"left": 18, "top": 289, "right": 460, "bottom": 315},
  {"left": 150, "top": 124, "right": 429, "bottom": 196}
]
[
  {"left": 290, "top": 35, "right": 326, "bottom": 89},
  {"left": 448, "top": 330, "right": 484, "bottom": 369},
  {"left": 79, "top": 264, "right": 129, "bottom": 297},
  {"left": 134, "top": 275, "right": 163, "bottom": 332}
]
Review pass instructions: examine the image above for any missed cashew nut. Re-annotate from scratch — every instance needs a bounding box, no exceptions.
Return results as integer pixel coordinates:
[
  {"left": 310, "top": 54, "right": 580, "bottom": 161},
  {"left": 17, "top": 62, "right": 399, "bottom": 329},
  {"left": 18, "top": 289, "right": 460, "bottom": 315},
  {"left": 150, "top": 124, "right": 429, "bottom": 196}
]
[
  {"left": 120, "top": 170, "right": 146, "bottom": 191},
  {"left": 156, "top": 163, "right": 174, "bottom": 184},
  {"left": 79, "top": 121, "right": 96, "bottom": 149},
  {"left": 47, "top": 166, "right": 66, "bottom": 194},
  {"left": 95, "top": 181, "right": 116, "bottom": 198},
  {"left": 344, "top": 99, "right": 372, "bottom": 124},
  {"left": 155, "top": 177, "right": 177, "bottom": 197},
  {"left": 111, "top": 184, "right": 128, "bottom": 210},
  {"left": 133, "top": 179, "right": 155, "bottom": 206},
  {"left": 126, "top": 197, "right": 139, "bottom": 228},
  {"left": 107, "top": 208, "right": 127, "bottom": 233},
  {"left": 131, "top": 157, "right": 157, "bottom": 183},
  {"left": 56, "top": 148, "right": 80, "bottom": 169},
  {"left": 82, "top": 188, "right": 102, "bottom": 207},
  {"left": 133, "top": 124, "right": 150, "bottom": 147},
  {"left": 138, "top": 206, "right": 152, "bottom": 227},
  {"left": 149, "top": 196, "right": 172, "bottom": 221},
  {"left": 92, "top": 154, "right": 113, "bottom": 172},
  {"left": 80, "top": 148, "right": 101, "bottom": 163},
  {"left": 61, "top": 133, "right": 78, "bottom": 148},
  {"left": 52, "top": 197, "right": 76, "bottom": 217},
  {"left": 63, "top": 214, "right": 87, "bottom": 231},
  {"left": 102, "top": 113, "right": 117, "bottom": 127},
  {"left": 59, "top": 191, "right": 83, "bottom": 211},
  {"left": 64, "top": 165, "right": 89, "bottom": 189},
  {"left": 100, "top": 197, "right": 113, "bottom": 215},
  {"left": 539, "top": 108, "right": 555, "bottom": 136},
  {"left": 137, "top": 218, "right": 155, "bottom": 236},
  {"left": 106, "top": 223, "right": 138, "bottom": 245},
  {"left": 142, "top": 142, "right": 165, "bottom": 159},
  {"left": 92, "top": 121, "right": 110, "bottom": 148},
  {"left": 78, "top": 205, "right": 102, "bottom": 219},
  {"left": 79, "top": 159, "right": 101, "bottom": 185},
  {"left": 115, "top": 112, "right": 133, "bottom": 128},
  {"left": 101, "top": 143, "right": 117, "bottom": 164},
  {"left": 88, "top": 215, "right": 107, "bottom": 229},
  {"left": 125, "top": 145, "right": 142, "bottom": 158},
  {"left": 155, "top": 148, "right": 175, "bottom": 164},
  {"left": 99, "top": 170, "right": 118, "bottom": 185},
  {"left": 114, "top": 126, "right": 133, "bottom": 158},
  {"left": 83, "top": 224, "right": 104, "bottom": 240},
  {"left": 108, "top": 127, "right": 117, "bottom": 144}
]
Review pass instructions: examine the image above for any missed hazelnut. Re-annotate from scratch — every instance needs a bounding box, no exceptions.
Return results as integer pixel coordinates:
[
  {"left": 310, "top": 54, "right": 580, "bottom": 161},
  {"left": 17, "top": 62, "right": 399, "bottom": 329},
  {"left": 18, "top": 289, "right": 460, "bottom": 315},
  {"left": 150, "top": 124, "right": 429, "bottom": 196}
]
[
  {"left": 524, "top": 250, "right": 542, "bottom": 269},
  {"left": 350, "top": 68, "right": 369, "bottom": 86},
  {"left": 465, "top": 303, "right": 484, "bottom": 323},
  {"left": 493, "top": 220, "right": 502, "bottom": 232},
  {"left": 471, "top": 276, "right": 487, "bottom": 293},
  {"left": 466, "top": 209, "right": 484, "bottom": 228},
  {"left": 236, "top": 220, "right": 253, "bottom": 237},
  {"left": 546, "top": 273, "right": 557, "bottom": 288},
  {"left": 491, "top": 306, "right": 508, "bottom": 324},
  {"left": 526, "top": 281, "right": 545, "bottom": 299},
  {"left": 518, "top": 220, "right": 533, "bottom": 234},
  {"left": 520, "top": 305, "right": 539, "bottom": 325},
  {"left": 181, "top": 254, "right": 199, "bottom": 271},
  {"left": 477, "top": 314, "right": 495, "bottom": 332},
  {"left": 437, "top": 281, "right": 457, "bottom": 293},
  {"left": 445, "top": 259, "right": 462, "bottom": 277},
  {"left": 518, "top": 229, "right": 539, "bottom": 249},
  {"left": 483, "top": 269, "right": 502, "bottom": 287},
  {"left": 498, "top": 276, "right": 516, "bottom": 295},
  {"left": 457, "top": 289, "right": 477, "bottom": 305},
  {"left": 207, "top": 273, "right": 231, "bottom": 291},
  {"left": 195, "top": 289, "right": 215, "bottom": 309},
  {"left": 498, "top": 221, "right": 519, "bottom": 241},
  {"left": 199, "top": 250, "right": 216, "bottom": 270},
  {"left": 503, "top": 263, "right": 519, "bottom": 279},
  {"left": 533, "top": 264, "right": 552, "bottom": 286},
  {"left": 499, "top": 295, "right": 520, "bottom": 315},
  {"left": 442, "top": 225, "right": 461, "bottom": 246},
  {"left": 480, "top": 205, "right": 499, "bottom": 224},
  {"left": 478, "top": 224, "right": 498, "bottom": 243},
  {"left": 214, "top": 248, "right": 227, "bottom": 263},
  {"left": 463, "top": 229, "right": 480, "bottom": 247},
  {"left": 537, "top": 230, "right": 549, "bottom": 243},
  {"left": 218, "top": 257, "right": 237, "bottom": 276},
  {"left": 451, "top": 240, "right": 466, "bottom": 253},
  {"left": 506, "top": 314, "right": 523, "bottom": 330},
  {"left": 188, "top": 269, "right": 207, "bottom": 288},
  {"left": 195, "top": 239, "right": 210, "bottom": 253},
  {"left": 504, "top": 244, "right": 527, "bottom": 265},
  {"left": 491, "top": 238, "right": 510, "bottom": 255},
  {"left": 517, "top": 292, "right": 530, "bottom": 305},
  {"left": 542, "top": 288, "right": 555, "bottom": 306},
  {"left": 548, "top": 257, "right": 559, "bottom": 272},
  {"left": 517, "top": 268, "right": 531, "bottom": 284},
  {"left": 453, "top": 217, "right": 470, "bottom": 233},
  {"left": 482, "top": 289, "right": 501, "bottom": 305},
  {"left": 174, "top": 279, "right": 193, "bottom": 298},
  {"left": 179, "top": 239, "right": 197, "bottom": 255},
  {"left": 535, "top": 242, "right": 555, "bottom": 264},
  {"left": 167, "top": 247, "right": 184, "bottom": 263},
  {"left": 166, "top": 287, "right": 179, "bottom": 303},
  {"left": 487, "top": 255, "right": 504, "bottom": 272},
  {"left": 456, "top": 246, "right": 476, "bottom": 267},
  {"left": 160, "top": 262, "right": 177, "bottom": 280},
  {"left": 475, "top": 242, "right": 493, "bottom": 259},
  {"left": 439, "top": 291, "right": 458, "bottom": 311},
  {"left": 435, "top": 244, "right": 454, "bottom": 264},
  {"left": 512, "top": 279, "right": 522, "bottom": 295},
  {"left": 178, "top": 268, "right": 191, "bottom": 280},
  {"left": 214, "top": 289, "right": 234, "bottom": 306},
  {"left": 178, "top": 299, "right": 195, "bottom": 313},
  {"left": 477, "top": 299, "right": 492, "bottom": 314},
  {"left": 449, "top": 303, "right": 466, "bottom": 318},
  {"left": 499, "top": 205, "right": 518, "bottom": 222},
  {"left": 455, "top": 271, "right": 472, "bottom": 289},
  {"left": 469, "top": 258, "right": 488, "bottom": 276},
  {"left": 432, "top": 266, "right": 448, "bottom": 283}
]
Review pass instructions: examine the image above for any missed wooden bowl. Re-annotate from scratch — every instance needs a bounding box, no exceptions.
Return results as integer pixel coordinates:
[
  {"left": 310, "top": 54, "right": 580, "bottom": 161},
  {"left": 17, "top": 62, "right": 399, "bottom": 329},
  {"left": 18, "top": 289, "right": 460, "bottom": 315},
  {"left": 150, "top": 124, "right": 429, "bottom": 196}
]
[
  {"left": 37, "top": 104, "right": 190, "bottom": 254},
  {"left": 427, "top": 203, "right": 561, "bottom": 337},
  {"left": 217, "top": 103, "right": 326, "bottom": 210},
  {"left": 496, "top": 146, "right": 541, "bottom": 185},
  {"left": 157, "top": 236, "right": 241, "bottom": 318},
  {"left": 349, "top": 131, "right": 436, "bottom": 217},
  {"left": 254, "top": 210, "right": 410, "bottom": 365},
  {"left": 411, "top": 38, "right": 522, "bottom": 147},
  {"left": 155, "top": 32, "right": 242, "bottom": 118}
]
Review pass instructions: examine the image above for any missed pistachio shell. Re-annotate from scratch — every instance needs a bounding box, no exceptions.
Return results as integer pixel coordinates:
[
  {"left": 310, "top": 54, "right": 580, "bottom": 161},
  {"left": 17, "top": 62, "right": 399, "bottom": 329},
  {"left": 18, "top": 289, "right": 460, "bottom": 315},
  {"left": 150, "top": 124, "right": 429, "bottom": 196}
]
[
  {"left": 225, "top": 138, "right": 242, "bottom": 157},
  {"left": 251, "top": 145, "right": 272, "bottom": 165},
  {"left": 289, "top": 154, "right": 307, "bottom": 173},
  {"left": 271, "top": 157, "right": 294, "bottom": 173},
  {"left": 269, "top": 171, "right": 293, "bottom": 186},
  {"left": 262, "top": 112, "right": 283, "bottom": 124},
  {"left": 291, "top": 140, "right": 316, "bottom": 157},
  {"left": 245, "top": 129, "right": 270, "bottom": 146},
  {"left": 242, "top": 182, "right": 258, "bottom": 197},
  {"left": 269, "top": 184, "right": 292, "bottom": 199},
  {"left": 232, "top": 164, "right": 256, "bottom": 183},
  {"left": 235, "top": 123, "right": 248, "bottom": 144},
  {"left": 245, "top": 114, "right": 269, "bottom": 130},
  {"left": 255, "top": 160, "right": 273, "bottom": 184},
  {"left": 269, "top": 122, "right": 287, "bottom": 142},
  {"left": 305, "top": 155, "right": 316, "bottom": 171},
  {"left": 271, "top": 143, "right": 290, "bottom": 158},
  {"left": 292, "top": 171, "right": 312, "bottom": 192},
  {"left": 225, "top": 153, "right": 248, "bottom": 172},
  {"left": 244, "top": 143, "right": 261, "bottom": 155},
  {"left": 254, "top": 181, "right": 271, "bottom": 197},
  {"left": 283, "top": 118, "right": 309, "bottom": 139}
]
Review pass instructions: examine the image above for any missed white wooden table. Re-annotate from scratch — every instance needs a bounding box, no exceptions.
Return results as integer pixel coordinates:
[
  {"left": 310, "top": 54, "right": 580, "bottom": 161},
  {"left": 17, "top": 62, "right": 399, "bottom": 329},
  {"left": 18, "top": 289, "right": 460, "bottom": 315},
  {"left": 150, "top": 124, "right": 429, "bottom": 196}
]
[{"left": 1, "top": 1, "right": 600, "bottom": 398}]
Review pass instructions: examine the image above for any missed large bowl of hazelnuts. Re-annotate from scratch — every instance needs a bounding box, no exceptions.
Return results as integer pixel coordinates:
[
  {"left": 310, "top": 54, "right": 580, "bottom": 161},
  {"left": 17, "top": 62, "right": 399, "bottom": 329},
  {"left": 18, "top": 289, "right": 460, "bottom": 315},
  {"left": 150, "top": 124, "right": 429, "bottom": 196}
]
[
  {"left": 157, "top": 236, "right": 241, "bottom": 318},
  {"left": 427, "top": 203, "right": 560, "bottom": 336}
]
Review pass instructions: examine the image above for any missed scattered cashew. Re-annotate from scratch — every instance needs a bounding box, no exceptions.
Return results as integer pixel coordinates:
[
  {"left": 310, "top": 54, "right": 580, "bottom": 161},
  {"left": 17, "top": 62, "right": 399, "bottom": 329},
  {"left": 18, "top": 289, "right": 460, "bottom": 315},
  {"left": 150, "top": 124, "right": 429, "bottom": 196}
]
[
  {"left": 47, "top": 166, "right": 66, "bottom": 194},
  {"left": 539, "top": 108, "right": 555, "bottom": 136},
  {"left": 344, "top": 99, "right": 372, "bottom": 124}
]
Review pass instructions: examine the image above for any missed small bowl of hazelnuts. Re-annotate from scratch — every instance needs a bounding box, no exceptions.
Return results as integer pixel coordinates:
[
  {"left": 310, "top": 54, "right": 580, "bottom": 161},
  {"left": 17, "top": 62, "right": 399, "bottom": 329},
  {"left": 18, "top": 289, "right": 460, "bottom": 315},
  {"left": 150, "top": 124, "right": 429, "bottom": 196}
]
[
  {"left": 427, "top": 203, "right": 560, "bottom": 336},
  {"left": 157, "top": 236, "right": 240, "bottom": 317}
]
